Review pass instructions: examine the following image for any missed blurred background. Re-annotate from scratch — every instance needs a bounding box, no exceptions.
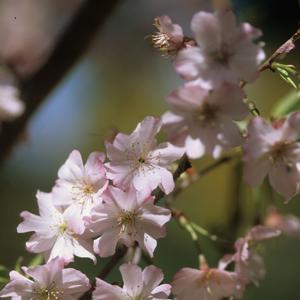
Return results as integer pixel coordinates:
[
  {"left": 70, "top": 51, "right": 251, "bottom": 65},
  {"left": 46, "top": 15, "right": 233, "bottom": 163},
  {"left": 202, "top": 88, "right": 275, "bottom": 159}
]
[{"left": 0, "top": 0, "right": 299, "bottom": 299}]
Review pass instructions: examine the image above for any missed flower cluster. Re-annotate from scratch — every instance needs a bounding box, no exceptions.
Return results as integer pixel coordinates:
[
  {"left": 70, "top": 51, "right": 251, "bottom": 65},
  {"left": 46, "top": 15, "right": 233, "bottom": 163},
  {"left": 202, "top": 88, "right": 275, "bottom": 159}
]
[
  {"left": 1, "top": 117, "right": 178, "bottom": 299},
  {"left": 2, "top": 4, "right": 300, "bottom": 300}
]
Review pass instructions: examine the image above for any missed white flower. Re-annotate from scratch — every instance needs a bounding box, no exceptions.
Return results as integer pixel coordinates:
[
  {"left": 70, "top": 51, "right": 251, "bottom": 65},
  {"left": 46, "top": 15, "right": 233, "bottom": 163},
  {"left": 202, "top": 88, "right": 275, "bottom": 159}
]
[
  {"left": 172, "top": 259, "right": 243, "bottom": 300},
  {"left": 93, "top": 263, "right": 171, "bottom": 299},
  {"left": 17, "top": 191, "right": 95, "bottom": 263},
  {"left": 175, "top": 9, "right": 265, "bottom": 88},
  {"left": 52, "top": 150, "right": 108, "bottom": 216},
  {"left": 105, "top": 116, "right": 184, "bottom": 195},
  {"left": 0, "top": 257, "right": 90, "bottom": 299},
  {"left": 86, "top": 186, "right": 171, "bottom": 258},
  {"left": 243, "top": 113, "right": 300, "bottom": 201},
  {"left": 162, "top": 82, "right": 247, "bottom": 159}
]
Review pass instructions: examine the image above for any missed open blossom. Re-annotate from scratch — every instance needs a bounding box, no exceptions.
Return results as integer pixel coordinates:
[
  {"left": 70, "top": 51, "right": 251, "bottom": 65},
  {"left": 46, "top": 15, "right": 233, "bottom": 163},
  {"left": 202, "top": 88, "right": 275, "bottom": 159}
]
[
  {"left": 0, "top": 84, "right": 24, "bottom": 121},
  {"left": 93, "top": 263, "right": 171, "bottom": 299},
  {"left": 152, "top": 15, "right": 185, "bottom": 55},
  {"left": 220, "top": 225, "right": 280, "bottom": 287},
  {"left": 52, "top": 150, "right": 108, "bottom": 215},
  {"left": 86, "top": 186, "right": 171, "bottom": 257},
  {"left": 265, "top": 207, "right": 300, "bottom": 238},
  {"left": 105, "top": 116, "right": 184, "bottom": 195},
  {"left": 0, "top": 257, "right": 90, "bottom": 299},
  {"left": 17, "top": 191, "right": 95, "bottom": 263},
  {"left": 172, "top": 258, "right": 243, "bottom": 300},
  {"left": 162, "top": 82, "right": 247, "bottom": 159},
  {"left": 174, "top": 9, "right": 265, "bottom": 87},
  {"left": 243, "top": 113, "right": 300, "bottom": 201}
]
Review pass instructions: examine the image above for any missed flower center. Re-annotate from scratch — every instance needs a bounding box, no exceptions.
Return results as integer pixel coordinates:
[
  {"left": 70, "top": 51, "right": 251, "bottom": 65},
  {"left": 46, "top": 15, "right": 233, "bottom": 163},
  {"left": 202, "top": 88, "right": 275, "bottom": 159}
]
[
  {"left": 210, "top": 43, "right": 233, "bottom": 65},
  {"left": 195, "top": 102, "right": 218, "bottom": 125},
  {"left": 71, "top": 181, "right": 95, "bottom": 205},
  {"left": 117, "top": 210, "right": 137, "bottom": 234},
  {"left": 138, "top": 157, "right": 146, "bottom": 164},
  {"left": 270, "top": 142, "right": 293, "bottom": 169},
  {"left": 58, "top": 221, "right": 68, "bottom": 235},
  {"left": 34, "top": 284, "right": 64, "bottom": 300}
]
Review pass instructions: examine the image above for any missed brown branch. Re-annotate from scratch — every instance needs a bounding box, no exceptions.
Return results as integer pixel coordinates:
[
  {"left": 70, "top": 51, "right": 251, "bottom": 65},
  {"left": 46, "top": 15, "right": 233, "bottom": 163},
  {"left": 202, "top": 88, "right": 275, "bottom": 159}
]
[
  {"left": 171, "top": 155, "right": 235, "bottom": 199},
  {"left": 0, "top": 0, "right": 120, "bottom": 162},
  {"left": 240, "top": 25, "right": 300, "bottom": 89},
  {"left": 80, "top": 245, "right": 127, "bottom": 300},
  {"left": 258, "top": 25, "right": 300, "bottom": 73},
  {"left": 154, "top": 154, "right": 192, "bottom": 203}
]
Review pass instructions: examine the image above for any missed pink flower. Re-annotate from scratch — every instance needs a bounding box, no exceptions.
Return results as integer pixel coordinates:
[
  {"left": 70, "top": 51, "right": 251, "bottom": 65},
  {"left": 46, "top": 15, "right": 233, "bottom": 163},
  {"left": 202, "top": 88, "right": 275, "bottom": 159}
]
[
  {"left": 265, "top": 207, "right": 300, "bottom": 238},
  {"left": 105, "top": 116, "right": 184, "bottom": 195},
  {"left": 17, "top": 191, "right": 95, "bottom": 263},
  {"left": 172, "top": 258, "right": 243, "bottom": 300},
  {"left": 86, "top": 186, "right": 171, "bottom": 257},
  {"left": 152, "top": 15, "right": 185, "bottom": 55},
  {"left": 243, "top": 113, "right": 300, "bottom": 201},
  {"left": 220, "top": 225, "right": 280, "bottom": 287},
  {"left": 52, "top": 150, "right": 108, "bottom": 216},
  {"left": 0, "top": 84, "right": 24, "bottom": 121},
  {"left": 0, "top": 257, "right": 90, "bottom": 299},
  {"left": 162, "top": 82, "right": 247, "bottom": 159},
  {"left": 174, "top": 9, "right": 265, "bottom": 87},
  {"left": 93, "top": 263, "right": 171, "bottom": 299}
]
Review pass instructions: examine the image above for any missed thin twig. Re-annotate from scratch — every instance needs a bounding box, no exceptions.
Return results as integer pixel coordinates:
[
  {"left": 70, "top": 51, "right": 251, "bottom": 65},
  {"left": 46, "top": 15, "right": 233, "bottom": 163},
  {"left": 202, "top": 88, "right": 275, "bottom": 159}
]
[
  {"left": 0, "top": 0, "right": 120, "bottom": 162},
  {"left": 258, "top": 26, "right": 300, "bottom": 73},
  {"left": 80, "top": 245, "right": 127, "bottom": 300},
  {"left": 154, "top": 154, "right": 192, "bottom": 203},
  {"left": 240, "top": 25, "right": 300, "bottom": 89},
  {"left": 171, "top": 155, "right": 235, "bottom": 199}
]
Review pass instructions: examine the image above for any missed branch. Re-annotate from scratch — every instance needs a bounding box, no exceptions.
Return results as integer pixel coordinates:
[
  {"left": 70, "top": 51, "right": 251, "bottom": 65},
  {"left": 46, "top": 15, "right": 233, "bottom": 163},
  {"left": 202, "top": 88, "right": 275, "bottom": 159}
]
[
  {"left": 0, "top": 0, "right": 120, "bottom": 162},
  {"left": 80, "top": 245, "right": 127, "bottom": 300},
  {"left": 240, "top": 25, "right": 300, "bottom": 89},
  {"left": 171, "top": 155, "right": 235, "bottom": 199},
  {"left": 154, "top": 154, "right": 192, "bottom": 203},
  {"left": 258, "top": 25, "right": 300, "bottom": 73}
]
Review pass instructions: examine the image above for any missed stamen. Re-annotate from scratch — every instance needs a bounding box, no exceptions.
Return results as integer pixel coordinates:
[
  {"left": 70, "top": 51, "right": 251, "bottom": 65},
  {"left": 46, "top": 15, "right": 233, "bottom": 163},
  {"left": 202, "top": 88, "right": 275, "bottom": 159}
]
[{"left": 117, "top": 210, "right": 137, "bottom": 234}]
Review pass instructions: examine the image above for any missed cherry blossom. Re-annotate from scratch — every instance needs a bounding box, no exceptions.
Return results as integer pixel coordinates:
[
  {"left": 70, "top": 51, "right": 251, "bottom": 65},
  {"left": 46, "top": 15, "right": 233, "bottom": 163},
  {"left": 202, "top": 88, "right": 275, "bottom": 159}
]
[
  {"left": 174, "top": 9, "right": 265, "bottom": 87},
  {"left": 172, "top": 257, "right": 243, "bottom": 300},
  {"left": 105, "top": 116, "right": 184, "bottom": 195},
  {"left": 52, "top": 150, "right": 108, "bottom": 216},
  {"left": 220, "top": 225, "right": 280, "bottom": 287},
  {"left": 152, "top": 15, "right": 185, "bottom": 55},
  {"left": 265, "top": 207, "right": 300, "bottom": 238},
  {"left": 93, "top": 263, "right": 171, "bottom": 299},
  {"left": 0, "top": 257, "right": 90, "bottom": 299},
  {"left": 162, "top": 82, "right": 247, "bottom": 159},
  {"left": 0, "top": 84, "right": 24, "bottom": 122},
  {"left": 243, "top": 113, "right": 300, "bottom": 201},
  {"left": 17, "top": 191, "right": 95, "bottom": 263},
  {"left": 86, "top": 186, "right": 171, "bottom": 258}
]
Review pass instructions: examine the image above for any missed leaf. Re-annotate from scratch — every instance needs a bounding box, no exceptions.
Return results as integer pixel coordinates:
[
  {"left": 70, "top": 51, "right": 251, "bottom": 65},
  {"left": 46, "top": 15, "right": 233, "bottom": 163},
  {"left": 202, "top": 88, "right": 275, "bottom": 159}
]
[
  {"left": 0, "top": 276, "right": 9, "bottom": 284},
  {"left": 28, "top": 254, "right": 43, "bottom": 267},
  {"left": 14, "top": 257, "right": 23, "bottom": 273},
  {"left": 271, "top": 90, "right": 300, "bottom": 117},
  {"left": 0, "top": 265, "right": 8, "bottom": 273}
]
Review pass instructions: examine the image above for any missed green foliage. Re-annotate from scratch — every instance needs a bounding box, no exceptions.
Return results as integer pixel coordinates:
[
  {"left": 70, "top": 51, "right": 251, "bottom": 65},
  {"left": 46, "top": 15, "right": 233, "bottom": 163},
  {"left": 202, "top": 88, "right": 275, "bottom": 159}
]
[
  {"left": 271, "top": 89, "right": 300, "bottom": 117},
  {"left": 272, "top": 62, "right": 298, "bottom": 90}
]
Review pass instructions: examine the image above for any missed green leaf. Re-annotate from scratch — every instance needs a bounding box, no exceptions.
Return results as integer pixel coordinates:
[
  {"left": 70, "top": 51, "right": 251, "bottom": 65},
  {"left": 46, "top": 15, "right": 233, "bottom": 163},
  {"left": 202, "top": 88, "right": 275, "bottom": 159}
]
[
  {"left": 0, "top": 276, "right": 9, "bottom": 284},
  {"left": 0, "top": 265, "right": 8, "bottom": 273},
  {"left": 14, "top": 257, "right": 23, "bottom": 273},
  {"left": 272, "top": 62, "right": 299, "bottom": 89},
  {"left": 271, "top": 90, "right": 300, "bottom": 117},
  {"left": 28, "top": 254, "right": 43, "bottom": 267}
]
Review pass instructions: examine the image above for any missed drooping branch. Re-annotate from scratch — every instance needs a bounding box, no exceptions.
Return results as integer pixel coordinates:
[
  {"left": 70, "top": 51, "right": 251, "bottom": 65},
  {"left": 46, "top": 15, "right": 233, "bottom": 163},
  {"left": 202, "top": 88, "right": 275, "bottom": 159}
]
[
  {"left": 240, "top": 25, "right": 300, "bottom": 89},
  {"left": 0, "top": 0, "right": 120, "bottom": 162}
]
